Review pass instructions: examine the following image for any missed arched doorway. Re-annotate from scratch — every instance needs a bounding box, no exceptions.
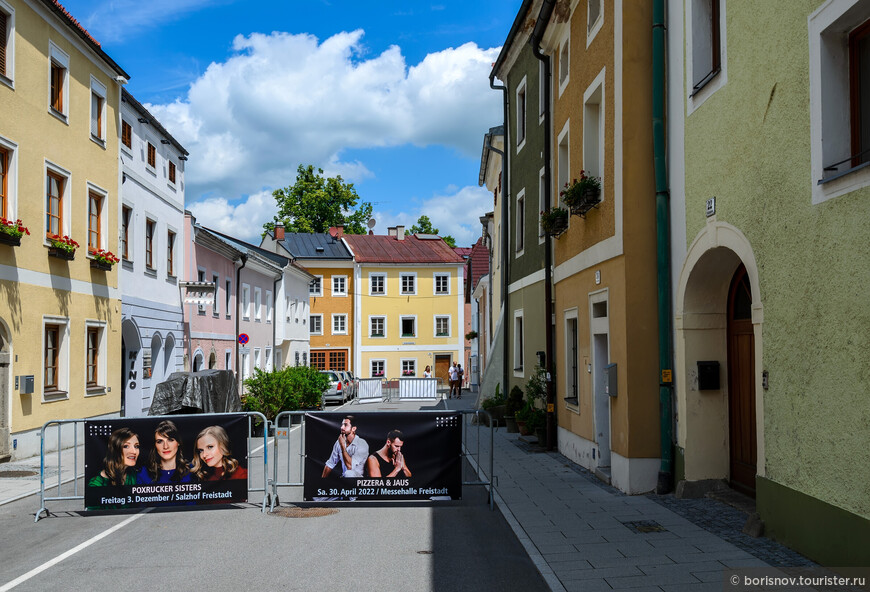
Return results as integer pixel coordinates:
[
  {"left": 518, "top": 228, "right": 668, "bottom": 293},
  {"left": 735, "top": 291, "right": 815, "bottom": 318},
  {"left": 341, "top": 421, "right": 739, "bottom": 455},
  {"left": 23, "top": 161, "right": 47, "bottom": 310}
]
[
  {"left": 164, "top": 334, "right": 176, "bottom": 379},
  {"left": 121, "top": 318, "right": 142, "bottom": 417},
  {"left": 192, "top": 349, "right": 204, "bottom": 372},
  {"left": 727, "top": 265, "right": 757, "bottom": 497},
  {"left": 208, "top": 351, "right": 217, "bottom": 369},
  {"left": 0, "top": 320, "right": 11, "bottom": 459}
]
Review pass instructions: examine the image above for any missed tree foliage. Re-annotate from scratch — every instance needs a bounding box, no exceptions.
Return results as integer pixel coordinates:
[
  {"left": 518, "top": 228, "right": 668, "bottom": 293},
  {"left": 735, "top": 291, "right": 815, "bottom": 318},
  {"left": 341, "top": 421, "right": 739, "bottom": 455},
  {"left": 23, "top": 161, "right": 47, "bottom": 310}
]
[
  {"left": 265, "top": 165, "right": 373, "bottom": 235},
  {"left": 242, "top": 365, "right": 330, "bottom": 420},
  {"left": 406, "top": 215, "right": 457, "bottom": 248}
]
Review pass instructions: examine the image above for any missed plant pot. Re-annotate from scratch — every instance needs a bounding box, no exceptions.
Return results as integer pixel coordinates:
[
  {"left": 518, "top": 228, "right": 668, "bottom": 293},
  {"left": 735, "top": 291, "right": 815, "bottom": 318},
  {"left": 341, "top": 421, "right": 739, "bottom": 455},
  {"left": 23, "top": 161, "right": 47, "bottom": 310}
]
[
  {"left": 90, "top": 259, "right": 113, "bottom": 271},
  {"left": 516, "top": 420, "right": 529, "bottom": 436},
  {"left": 48, "top": 247, "right": 75, "bottom": 261},
  {"left": 504, "top": 415, "right": 518, "bottom": 433},
  {"left": 0, "top": 233, "right": 21, "bottom": 247},
  {"left": 569, "top": 187, "right": 601, "bottom": 217},
  {"left": 544, "top": 218, "right": 568, "bottom": 237}
]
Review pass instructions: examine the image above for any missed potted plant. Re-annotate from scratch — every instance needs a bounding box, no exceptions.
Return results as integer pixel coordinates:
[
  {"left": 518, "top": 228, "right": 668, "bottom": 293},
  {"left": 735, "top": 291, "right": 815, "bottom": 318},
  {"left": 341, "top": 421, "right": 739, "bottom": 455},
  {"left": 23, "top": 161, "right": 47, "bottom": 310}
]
[
  {"left": 402, "top": 369, "right": 416, "bottom": 377},
  {"left": 465, "top": 330, "right": 478, "bottom": 340},
  {"left": 47, "top": 234, "right": 79, "bottom": 260},
  {"left": 0, "top": 217, "right": 30, "bottom": 247},
  {"left": 515, "top": 401, "right": 533, "bottom": 436},
  {"left": 504, "top": 385, "right": 524, "bottom": 433},
  {"left": 560, "top": 170, "right": 602, "bottom": 217},
  {"left": 480, "top": 385, "right": 506, "bottom": 427},
  {"left": 89, "top": 248, "right": 120, "bottom": 271},
  {"left": 540, "top": 207, "right": 569, "bottom": 237}
]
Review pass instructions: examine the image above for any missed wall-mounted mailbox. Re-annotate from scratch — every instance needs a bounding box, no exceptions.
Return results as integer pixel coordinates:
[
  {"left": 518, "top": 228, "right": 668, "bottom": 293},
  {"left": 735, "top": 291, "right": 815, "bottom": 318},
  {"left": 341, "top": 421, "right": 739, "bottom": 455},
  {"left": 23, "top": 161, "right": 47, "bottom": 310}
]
[
  {"left": 20, "top": 375, "right": 34, "bottom": 394},
  {"left": 604, "top": 363, "right": 617, "bottom": 397},
  {"left": 697, "top": 361, "right": 720, "bottom": 390}
]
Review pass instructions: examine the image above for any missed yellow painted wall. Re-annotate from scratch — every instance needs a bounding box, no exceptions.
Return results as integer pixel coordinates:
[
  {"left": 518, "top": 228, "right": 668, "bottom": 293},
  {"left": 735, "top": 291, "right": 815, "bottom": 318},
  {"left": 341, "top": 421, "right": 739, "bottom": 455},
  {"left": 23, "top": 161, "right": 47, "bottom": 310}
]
[
  {"left": 0, "top": 0, "right": 122, "bottom": 432},
  {"left": 303, "top": 264, "right": 353, "bottom": 352}
]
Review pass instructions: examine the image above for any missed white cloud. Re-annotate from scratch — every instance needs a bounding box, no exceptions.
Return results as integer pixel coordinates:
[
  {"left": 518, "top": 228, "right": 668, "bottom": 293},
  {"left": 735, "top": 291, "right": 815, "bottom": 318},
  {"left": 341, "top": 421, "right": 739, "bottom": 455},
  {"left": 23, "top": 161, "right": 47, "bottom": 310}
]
[
  {"left": 187, "top": 190, "right": 274, "bottom": 243},
  {"left": 147, "top": 30, "right": 501, "bottom": 203},
  {"left": 78, "top": 0, "right": 217, "bottom": 43}
]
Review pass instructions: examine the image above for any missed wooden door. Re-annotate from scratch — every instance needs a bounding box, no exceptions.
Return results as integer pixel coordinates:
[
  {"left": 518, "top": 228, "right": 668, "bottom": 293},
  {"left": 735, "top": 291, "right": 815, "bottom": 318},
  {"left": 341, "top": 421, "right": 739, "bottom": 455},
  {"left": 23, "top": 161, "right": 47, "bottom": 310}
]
[
  {"left": 727, "top": 265, "right": 757, "bottom": 497},
  {"left": 434, "top": 355, "right": 451, "bottom": 388}
]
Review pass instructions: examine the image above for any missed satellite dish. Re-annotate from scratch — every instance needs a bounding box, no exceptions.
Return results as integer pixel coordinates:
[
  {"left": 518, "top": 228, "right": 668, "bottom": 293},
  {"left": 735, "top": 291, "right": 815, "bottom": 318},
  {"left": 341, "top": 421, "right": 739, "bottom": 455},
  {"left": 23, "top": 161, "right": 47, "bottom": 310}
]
[{"left": 367, "top": 218, "right": 376, "bottom": 229}]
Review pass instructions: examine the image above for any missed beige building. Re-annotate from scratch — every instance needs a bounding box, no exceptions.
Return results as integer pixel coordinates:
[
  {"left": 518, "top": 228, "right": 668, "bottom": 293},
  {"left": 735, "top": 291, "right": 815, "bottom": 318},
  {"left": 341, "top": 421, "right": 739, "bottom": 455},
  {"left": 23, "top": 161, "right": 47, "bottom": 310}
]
[{"left": 0, "top": 0, "right": 128, "bottom": 459}]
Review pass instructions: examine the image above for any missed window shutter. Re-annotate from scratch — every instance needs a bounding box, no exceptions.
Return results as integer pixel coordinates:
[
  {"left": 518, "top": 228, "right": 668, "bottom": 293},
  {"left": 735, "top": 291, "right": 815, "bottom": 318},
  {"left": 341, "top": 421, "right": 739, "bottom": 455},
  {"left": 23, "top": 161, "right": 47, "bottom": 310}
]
[
  {"left": 91, "top": 93, "right": 99, "bottom": 137},
  {"left": 0, "top": 12, "right": 6, "bottom": 77}
]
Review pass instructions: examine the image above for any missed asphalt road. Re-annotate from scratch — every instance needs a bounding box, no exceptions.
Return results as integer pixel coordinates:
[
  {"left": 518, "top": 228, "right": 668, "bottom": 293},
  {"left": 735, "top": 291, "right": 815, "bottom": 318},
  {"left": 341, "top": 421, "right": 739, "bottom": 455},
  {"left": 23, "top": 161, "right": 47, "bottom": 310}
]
[{"left": 0, "top": 399, "right": 547, "bottom": 592}]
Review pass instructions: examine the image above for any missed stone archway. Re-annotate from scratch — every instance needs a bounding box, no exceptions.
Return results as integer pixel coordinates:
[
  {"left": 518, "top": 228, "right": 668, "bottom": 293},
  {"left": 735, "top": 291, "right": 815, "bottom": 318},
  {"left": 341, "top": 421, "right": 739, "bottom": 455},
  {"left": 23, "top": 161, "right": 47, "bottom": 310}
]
[
  {"left": 121, "top": 318, "right": 142, "bottom": 418},
  {"left": 0, "top": 318, "right": 11, "bottom": 460},
  {"left": 675, "top": 222, "right": 764, "bottom": 486}
]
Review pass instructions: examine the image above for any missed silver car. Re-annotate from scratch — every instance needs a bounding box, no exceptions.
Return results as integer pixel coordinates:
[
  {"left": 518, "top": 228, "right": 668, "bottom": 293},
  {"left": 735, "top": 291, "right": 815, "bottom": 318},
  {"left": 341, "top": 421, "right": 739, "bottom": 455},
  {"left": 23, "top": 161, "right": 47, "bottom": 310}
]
[
  {"left": 337, "top": 370, "right": 357, "bottom": 401},
  {"left": 319, "top": 370, "right": 345, "bottom": 405}
]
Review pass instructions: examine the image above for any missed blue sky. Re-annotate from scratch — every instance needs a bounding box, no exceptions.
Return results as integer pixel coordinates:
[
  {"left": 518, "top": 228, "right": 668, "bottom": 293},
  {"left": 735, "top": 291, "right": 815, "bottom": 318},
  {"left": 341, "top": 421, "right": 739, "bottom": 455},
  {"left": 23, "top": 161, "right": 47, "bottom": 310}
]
[{"left": 60, "top": 0, "right": 519, "bottom": 246}]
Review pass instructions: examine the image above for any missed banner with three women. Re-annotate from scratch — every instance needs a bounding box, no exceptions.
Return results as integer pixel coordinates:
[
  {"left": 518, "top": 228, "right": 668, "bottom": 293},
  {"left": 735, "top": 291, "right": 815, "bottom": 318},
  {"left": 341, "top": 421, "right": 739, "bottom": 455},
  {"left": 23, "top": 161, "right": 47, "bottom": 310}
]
[{"left": 84, "top": 415, "right": 249, "bottom": 510}]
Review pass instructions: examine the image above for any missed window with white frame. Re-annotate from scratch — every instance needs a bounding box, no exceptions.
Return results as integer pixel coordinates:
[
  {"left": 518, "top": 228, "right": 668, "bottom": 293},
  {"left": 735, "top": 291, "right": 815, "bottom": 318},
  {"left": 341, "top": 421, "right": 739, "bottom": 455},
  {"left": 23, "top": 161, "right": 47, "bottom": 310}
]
[
  {"left": 401, "top": 359, "right": 416, "bottom": 377},
  {"left": 254, "top": 287, "right": 262, "bottom": 321},
  {"left": 558, "top": 37, "right": 570, "bottom": 93},
  {"left": 90, "top": 76, "right": 107, "bottom": 144},
  {"left": 332, "top": 275, "right": 347, "bottom": 296},
  {"left": 371, "top": 359, "right": 385, "bottom": 378},
  {"left": 265, "top": 347, "right": 272, "bottom": 371},
  {"left": 583, "top": 72, "right": 604, "bottom": 191},
  {"left": 212, "top": 274, "right": 220, "bottom": 316},
  {"left": 85, "top": 321, "right": 107, "bottom": 393},
  {"left": 400, "top": 273, "right": 416, "bottom": 295},
  {"left": 538, "top": 60, "right": 546, "bottom": 119},
  {"left": 253, "top": 348, "right": 261, "bottom": 371},
  {"left": 0, "top": 143, "right": 10, "bottom": 220},
  {"left": 370, "top": 316, "right": 385, "bottom": 337},
  {"left": 435, "top": 315, "right": 450, "bottom": 337},
  {"left": 0, "top": 2, "right": 15, "bottom": 87},
  {"left": 240, "top": 352, "right": 250, "bottom": 385},
  {"left": 310, "top": 276, "right": 322, "bottom": 296},
  {"left": 370, "top": 273, "right": 386, "bottom": 295},
  {"left": 196, "top": 269, "right": 206, "bottom": 314},
  {"left": 45, "top": 164, "right": 70, "bottom": 240},
  {"left": 400, "top": 316, "right": 416, "bottom": 338},
  {"left": 565, "top": 311, "right": 579, "bottom": 405},
  {"left": 43, "top": 317, "right": 69, "bottom": 399},
  {"left": 516, "top": 76, "right": 527, "bottom": 150},
  {"left": 332, "top": 314, "right": 347, "bottom": 335},
  {"left": 225, "top": 279, "right": 232, "bottom": 318},
  {"left": 225, "top": 350, "right": 232, "bottom": 371},
  {"left": 557, "top": 123, "right": 570, "bottom": 208},
  {"left": 588, "top": 0, "right": 603, "bottom": 38},
  {"left": 294, "top": 351, "right": 300, "bottom": 366},
  {"left": 515, "top": 188, "right": 525, "bottom": 255},
  {"left": 266, "top": 291, "right": 273, "bottom": 322},
  {"left": 689, "top": 0, "right": 722, "bottom": 96},
  {"left": 242, "top": 284, "right": 251, "bottom": 319},
  {"left": 514, "top": 310, "right": 524, "bottom": 375},
  {"left": 48, "top": 42, "right": 69, "bottom": 119},
  {"left": 434, "top": 273, "right": 450, "bottom": 295},
  {"left": 539, "top": 166, "right": 547, "bottom": 243},
  {"left": 310, "top": 314, "right": 322, "bottom": 335}
]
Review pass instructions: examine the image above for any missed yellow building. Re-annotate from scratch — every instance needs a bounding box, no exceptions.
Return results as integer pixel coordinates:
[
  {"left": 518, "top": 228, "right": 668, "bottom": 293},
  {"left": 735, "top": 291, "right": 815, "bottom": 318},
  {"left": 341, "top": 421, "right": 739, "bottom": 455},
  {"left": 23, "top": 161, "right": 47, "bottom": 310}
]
[
  {"left": 0, "top": 0, "right": 128, "bottom": 459},
  {"left": 344, "top": 227, "right": 465, "bottom": 386}
]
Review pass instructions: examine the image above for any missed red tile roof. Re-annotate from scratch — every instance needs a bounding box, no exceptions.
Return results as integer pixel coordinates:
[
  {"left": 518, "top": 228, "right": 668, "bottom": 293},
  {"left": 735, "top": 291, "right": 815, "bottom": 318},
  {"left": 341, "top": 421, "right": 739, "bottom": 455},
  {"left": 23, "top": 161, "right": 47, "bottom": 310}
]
[
  {"left": 50, "top": 0, "right": 100, "bottom": 46},
  {"left": 343, "top": 234, "right": 465, "bottom": 264},
  {"left": 468, "top": 238, "right": 489, "bottom": 290}
]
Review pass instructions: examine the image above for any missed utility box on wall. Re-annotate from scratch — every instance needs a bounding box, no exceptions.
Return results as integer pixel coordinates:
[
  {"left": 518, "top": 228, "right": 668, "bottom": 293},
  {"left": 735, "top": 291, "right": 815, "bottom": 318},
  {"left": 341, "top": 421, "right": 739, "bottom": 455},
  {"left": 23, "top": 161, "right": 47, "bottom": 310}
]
[
  {"left": 604, "top": 363, "right": 617, "bottom": 397},
  {"left": 20, "top": 375, "right": 34, "bottom": 394},
  {"left": 697, "top": 361, "right": 720, "bottom": 390}
]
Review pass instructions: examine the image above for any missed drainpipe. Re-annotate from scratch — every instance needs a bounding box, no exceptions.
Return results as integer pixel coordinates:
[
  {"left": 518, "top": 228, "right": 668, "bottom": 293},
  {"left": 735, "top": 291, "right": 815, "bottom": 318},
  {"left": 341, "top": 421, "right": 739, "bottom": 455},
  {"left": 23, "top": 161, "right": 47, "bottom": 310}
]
[
  {"left": 235, "top": 254, "right": 248, "bottom": 391},
  {"left": 273, "top": 271, "right": 282, "bottom": 369},
  {"left": 489, "top": 73, "right": 510, "bottom": 400},
  {"left": 653, "top": 0, "right": 675, "bottom": 493},
  {"left": 530, "top": 0, "right": 556, "bottom": 450}
]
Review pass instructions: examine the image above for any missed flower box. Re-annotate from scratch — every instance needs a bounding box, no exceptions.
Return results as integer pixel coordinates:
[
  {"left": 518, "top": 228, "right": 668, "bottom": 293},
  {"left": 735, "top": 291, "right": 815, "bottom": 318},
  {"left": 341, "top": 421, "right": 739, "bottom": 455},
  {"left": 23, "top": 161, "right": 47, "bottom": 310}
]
[
  {"left": 541, "top": 207, "right": 569, "bottom": 237},
  {"left": 0, "top": 233, "right": 21, "bottom": 247},
  {"left": 0, "top": 218, "right": 30, "bottom": 246},
  {"left": 48, "top": 246, "right": 75, "bottom": 261},
  {"left": 560, "top": 172, "right": 602, "bottom": 218},
  {"left": 90, "top": 259, "right": 112, "bottom": 271}
]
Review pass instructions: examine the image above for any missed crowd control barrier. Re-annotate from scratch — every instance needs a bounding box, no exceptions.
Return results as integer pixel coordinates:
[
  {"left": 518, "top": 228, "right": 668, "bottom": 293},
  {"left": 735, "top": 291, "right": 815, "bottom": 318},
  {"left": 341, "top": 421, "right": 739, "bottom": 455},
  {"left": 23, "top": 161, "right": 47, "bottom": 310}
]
[
  {"left": 356, "top": 378, "right": 384, "bottom": 403},
  {"left": 268, "top": 408, "right": 493, "bottom": 510},
  {"left": 35, "top": 411, "right": 269, "bottom": 522}
]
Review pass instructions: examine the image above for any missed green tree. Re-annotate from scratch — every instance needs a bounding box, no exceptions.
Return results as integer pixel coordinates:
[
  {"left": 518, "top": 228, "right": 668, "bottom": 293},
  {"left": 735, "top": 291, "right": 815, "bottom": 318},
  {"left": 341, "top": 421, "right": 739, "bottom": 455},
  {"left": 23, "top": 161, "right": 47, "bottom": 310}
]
[
  {"left": 406, "top": 214, "right": 457, "bottom": 247},
  {"left": 265, "top": 165, "right": 373, "bottom": 235}
]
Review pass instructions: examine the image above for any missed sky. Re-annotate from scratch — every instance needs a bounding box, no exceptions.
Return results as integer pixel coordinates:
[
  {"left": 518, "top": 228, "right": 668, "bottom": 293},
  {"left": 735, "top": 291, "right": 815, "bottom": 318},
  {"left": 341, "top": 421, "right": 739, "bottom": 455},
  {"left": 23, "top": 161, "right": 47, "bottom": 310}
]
[{"left": 59, "top": 0, "right": 519, "bottom": 247}]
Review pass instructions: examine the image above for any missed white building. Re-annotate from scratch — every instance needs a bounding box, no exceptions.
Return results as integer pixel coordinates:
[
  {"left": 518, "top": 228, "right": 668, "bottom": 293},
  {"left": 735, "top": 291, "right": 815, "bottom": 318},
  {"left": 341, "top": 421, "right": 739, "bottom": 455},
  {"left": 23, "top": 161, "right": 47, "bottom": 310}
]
[{"left": 119, "top": 89, "right": 188, "bottom": 416}]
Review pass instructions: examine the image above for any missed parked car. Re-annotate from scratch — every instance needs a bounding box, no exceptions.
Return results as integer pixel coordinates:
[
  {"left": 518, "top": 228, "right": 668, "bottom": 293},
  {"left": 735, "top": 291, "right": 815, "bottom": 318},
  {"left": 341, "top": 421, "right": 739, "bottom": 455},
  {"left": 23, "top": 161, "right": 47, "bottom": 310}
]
[
  {"left": 337, "top": 370, "right": 357, "bottom": 401},
  {"left": 319, "top": 370, "right": 345, "bottom": 405}
]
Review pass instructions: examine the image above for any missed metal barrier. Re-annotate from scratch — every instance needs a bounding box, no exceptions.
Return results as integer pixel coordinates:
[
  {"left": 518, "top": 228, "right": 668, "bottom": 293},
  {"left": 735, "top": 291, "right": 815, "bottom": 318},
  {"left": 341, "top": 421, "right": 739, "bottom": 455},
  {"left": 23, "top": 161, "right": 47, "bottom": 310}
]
[
  {"left": 356, "top": 378, "right": 384, "bottom": 403},
  {"left": 380, "top": 377, "right": 446, "bottom": 402},
  {"left": 269, "top": 408, "right": 494, "bottom": 510},
  {"left": 35, "top": 411, "right": 269, "bottom": 522}
]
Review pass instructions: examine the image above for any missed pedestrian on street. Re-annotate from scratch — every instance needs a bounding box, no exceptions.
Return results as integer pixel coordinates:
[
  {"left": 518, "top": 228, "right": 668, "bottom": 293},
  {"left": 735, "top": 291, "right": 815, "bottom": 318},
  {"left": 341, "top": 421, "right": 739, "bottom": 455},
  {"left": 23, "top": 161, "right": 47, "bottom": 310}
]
[
  {"left": 456, "top": 364, "right": 464, "bottom": 399},
  {"left": 448, "top": 363, "right": 458, "bottom": 398}
]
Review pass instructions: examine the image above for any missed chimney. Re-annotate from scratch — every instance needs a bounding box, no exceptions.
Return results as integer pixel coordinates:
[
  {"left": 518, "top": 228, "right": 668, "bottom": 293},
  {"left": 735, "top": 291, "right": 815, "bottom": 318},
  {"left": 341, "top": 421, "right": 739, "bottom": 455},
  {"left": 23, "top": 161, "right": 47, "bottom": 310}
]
[
  {"left": 274, "top": 223, "right": 285, "bottom": 241},
  {"left": 328, "top": 225, "right": 344, "bottom": 239},
  {"left": 396, "top": 225, "right": 405, "bottom": 240},
  {"left": 387, "top": 226, "right": 397, "bottom": 237}
]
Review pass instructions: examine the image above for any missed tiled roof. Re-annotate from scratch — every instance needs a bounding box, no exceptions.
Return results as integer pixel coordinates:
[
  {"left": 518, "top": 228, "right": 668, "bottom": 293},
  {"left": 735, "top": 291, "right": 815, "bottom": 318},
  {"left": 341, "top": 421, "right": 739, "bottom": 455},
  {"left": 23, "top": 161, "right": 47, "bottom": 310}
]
[
  {"left": 277, "top": 233, "right": 353, "bottom": 260},
  {"left": 468, "top": 238, "right": 489, "bottom": 290},
  {"left": 342, "top": 234, "right": 464, "bottom": 264},
  {"left": 41, "top": 0, "right": 129, "bottom": 78},
  {"left": 203, "top": 227, "right": 288, "bottom": 268},
  {"left": 122, "top": 89, "right": 188, "bottom": 156}
]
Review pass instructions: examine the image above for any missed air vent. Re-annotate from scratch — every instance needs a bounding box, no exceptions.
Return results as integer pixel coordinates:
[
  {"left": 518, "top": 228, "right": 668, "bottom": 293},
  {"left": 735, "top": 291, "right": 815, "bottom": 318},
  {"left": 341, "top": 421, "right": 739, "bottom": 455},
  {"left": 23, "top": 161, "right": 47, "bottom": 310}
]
[{"left": 315, "top": 247, "right": 325, "bottom": 252}]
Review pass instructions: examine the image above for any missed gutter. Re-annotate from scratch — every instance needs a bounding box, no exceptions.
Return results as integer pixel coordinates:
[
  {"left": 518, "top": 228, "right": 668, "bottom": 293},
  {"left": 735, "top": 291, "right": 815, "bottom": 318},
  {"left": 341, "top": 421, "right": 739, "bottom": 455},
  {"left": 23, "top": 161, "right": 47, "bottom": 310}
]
[
  {"left": 530, "top": 0, "right": 557, "bottom": 450},
  {"left": 653, "top": 0, "right": 675, "bottom": 493}
]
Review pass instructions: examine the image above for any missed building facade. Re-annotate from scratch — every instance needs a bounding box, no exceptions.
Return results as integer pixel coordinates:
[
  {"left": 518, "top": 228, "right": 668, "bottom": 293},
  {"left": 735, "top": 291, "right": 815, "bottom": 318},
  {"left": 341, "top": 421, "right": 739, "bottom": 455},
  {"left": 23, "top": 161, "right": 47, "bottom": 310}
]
[{"left": 0, "top": 0, "right": 127, "bottom": 458}]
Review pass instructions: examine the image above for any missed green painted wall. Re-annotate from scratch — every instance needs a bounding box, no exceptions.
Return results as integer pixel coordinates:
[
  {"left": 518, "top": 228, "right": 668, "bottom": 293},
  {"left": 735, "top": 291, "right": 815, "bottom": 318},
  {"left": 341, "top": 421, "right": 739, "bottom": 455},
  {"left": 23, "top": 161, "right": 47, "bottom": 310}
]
[{"left": 683, "top": 0, "right": 870, "bottom": 528}]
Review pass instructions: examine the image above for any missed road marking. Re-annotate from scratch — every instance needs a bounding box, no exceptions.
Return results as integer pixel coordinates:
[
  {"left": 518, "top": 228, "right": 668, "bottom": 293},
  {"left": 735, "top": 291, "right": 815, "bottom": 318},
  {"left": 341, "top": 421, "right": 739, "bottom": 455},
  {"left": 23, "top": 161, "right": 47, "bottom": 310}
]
[{"left": 0, "top": 508, "right": 152, "bottom": 592}]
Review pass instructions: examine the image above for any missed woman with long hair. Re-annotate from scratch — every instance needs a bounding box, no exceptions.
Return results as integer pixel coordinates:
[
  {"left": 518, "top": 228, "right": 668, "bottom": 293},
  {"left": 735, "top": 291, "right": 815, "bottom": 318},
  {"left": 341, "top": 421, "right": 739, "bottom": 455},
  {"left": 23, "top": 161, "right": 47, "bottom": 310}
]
[
  {"left": 191, "top": 426, "right": 247, "bottom": 481},
  {"left": 88, "top": 427, "right": 140, "bottom": 487},
  {"left": 137, "top": 420, "right": 191, "bottom": 484}
]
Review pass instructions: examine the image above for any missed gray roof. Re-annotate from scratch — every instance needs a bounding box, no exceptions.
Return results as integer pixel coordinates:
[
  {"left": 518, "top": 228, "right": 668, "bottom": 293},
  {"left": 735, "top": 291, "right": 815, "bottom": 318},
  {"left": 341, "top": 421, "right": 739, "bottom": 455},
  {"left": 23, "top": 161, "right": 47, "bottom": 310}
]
[
  {"left": 274, "top": 232, "right": 353, "bottom": 260},
  {"left": 122, "top": 89, "right": 189, "bottom": 157},
  {"left": 202, "top": 227, "right": 289, "bottom": 268}
]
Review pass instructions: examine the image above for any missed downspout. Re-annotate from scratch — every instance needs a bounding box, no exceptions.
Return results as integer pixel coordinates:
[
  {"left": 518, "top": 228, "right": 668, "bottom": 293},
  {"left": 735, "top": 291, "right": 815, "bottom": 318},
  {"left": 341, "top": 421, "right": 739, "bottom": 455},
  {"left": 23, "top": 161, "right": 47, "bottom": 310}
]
[
  {"left": 273, "top": 271, "right": 282, "bottom": 369},
  {"left": 235, "top": 254, "right": 248, "bottom": 390},
  {"left": 653, "top": 0, "right": 675, "bottom": 493},
  {"left": 489, "top": 74, "right": 510, "bottom": 399},
  {"left": 530, "top": 0, "right": 556, "bottom": 450}
]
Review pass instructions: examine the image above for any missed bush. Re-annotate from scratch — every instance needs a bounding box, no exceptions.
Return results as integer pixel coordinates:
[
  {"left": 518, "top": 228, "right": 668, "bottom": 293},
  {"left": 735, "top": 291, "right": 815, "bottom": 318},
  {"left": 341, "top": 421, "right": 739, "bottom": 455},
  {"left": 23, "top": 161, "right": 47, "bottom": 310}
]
[
  {"left": 242, "top": 366, "right": 329, "bottom": 421},
  {"left": 506, "top": 386, "right": 524, "bottom": 416},
  {"left": 525, "top": 365, "right": 548, "bottom": 404}
]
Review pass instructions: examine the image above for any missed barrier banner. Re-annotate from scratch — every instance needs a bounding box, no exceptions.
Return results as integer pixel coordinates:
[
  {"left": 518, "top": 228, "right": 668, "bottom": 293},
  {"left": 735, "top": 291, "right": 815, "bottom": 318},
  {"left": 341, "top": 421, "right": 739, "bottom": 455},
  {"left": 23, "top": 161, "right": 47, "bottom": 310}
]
[
  {"left": 303, "top": 412, "right": 462, "bottom": 501},
  {"left": 84, "top": 414, "right": 248, "bottom": 510}
]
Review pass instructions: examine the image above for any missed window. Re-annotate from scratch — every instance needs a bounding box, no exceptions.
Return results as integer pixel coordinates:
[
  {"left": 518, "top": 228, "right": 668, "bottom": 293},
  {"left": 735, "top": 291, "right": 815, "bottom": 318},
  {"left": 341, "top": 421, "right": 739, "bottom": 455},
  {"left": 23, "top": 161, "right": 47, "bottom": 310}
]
[
  {"left": 332, "top": 275, "right": 347, "bottom": 296},
  {"left": 310, "top": 315, "right": 322, "bottom": 335},
  {"left": 434, "top": 273, "right": 450, "bottom": 295},
  {"left": 167, "top": 231, "right": 176, "bottom": 276},
  {"left": 86, "top": 326, "right": 99, "bottom": 387},
  {"left": 539, "top": 60, "right": 546, "bottom": 119},
  {"left": 254, "top": 287, "right": 262, "bottom": 321},
  {"left": 0, "top": 5, "right": 14, "bottom": 84},
  {"left": 295, "top": 351, "right": 300, "bottom": 366},
  {"left": 435, "top": 316, "right": 450, "bottom": 337},
  {"left": 145, "top": 219, "right": 155, "bottom": 270},
  {"left": 87, "top": 192, "right": 102, "bottom": 252},
  {"left": 588, "top": 0, "right": 603, "bottom": 38},
  {"left": 45, "top": 171, "right": 64, "bottom": 238},
  {"left": 310, "top": 276, "right": 322, "bottom": 296},
  {"left": 225, "top": 279, "right": 232, "bottom": 317},
  {"left": 49, "top": 42, "right": 69, "bottom": 117},
  {"left": 197, "top": 269, "right": 206, "bottom": 314},
  {"left": 557, "top": 123, "right": 570, "bottom": 208},
  {"left": 332, "top": 314, "right": 347, "bottom": 335},
  {"left": 516, "top": 77, "right": 527, "bottom": 149},
  {"left": 565, "top": 312, "right": 579, "bottom": 405},
  {"left": 147, "top": 142, "right": 156, "bottom": 169},
  {"left": 583, "top": 72, "right": 604, "bottom": 188},
  {"left": 558, "top": 38, "right": 570, "bottom": 91},
  {"left": 121, "top": 206, "right": 131, "bottom": 260},
  {"left": 400, "top": 273, "right": 416, "bottom": 295},
  {"left": 168, "top": 161, "right": 176, "bottom": 184},
  {"left": 401, "top": 316, "right": 416, "bottom": 338},
  {"left": 370, "top": 273, "right": 386, "bottom": 295},
  {"left": 240, "top": 352, "right": 250, "bottom": 385},
  {"left": 514, "top": 311, "right": 524, "bottom": 375},
  {"left": 241, "top": 284, "right": 251, "bottom": 319},
  {"left": 253, "top": 348, "right": 261, "bottom": 371},
  {"left": 121, "top": 120, "right": 132, "bottom": 149},
  {"left": 90, "top": 77, "right": 106, "bottom": 143},
  {"left": 370, "top": 316, "right": 385, "bottom": 337},
  {"left": 690, "top": 0, "right": 721, "bottom": 95},
  {"left": 329, "top": 351, "right": 346, "bottom": 371},
  {"left": 225, "top": 350, "right": 232, "bottom": 371},
  {"left": 311, "top": 351, "right": 325, "bottom": 369},
  {"left": 516, "top": 189, "right": 525, "bottom": 255},
  {"left": 212, "top": 274, "right": 220, "bottom": 315},
  {"left": 302, "top": 352, "right": 308, "bottom": 366},
  {"left": 401, "top": 359, "right": 416, "bottom": 377},
  {"left": 371, "top": 359, "right": 385, "bottom": 378},
  {"left": 539, "top": 166, "right": 547, "bottom": 243},
  {"left": 265, "top": 347, "right": 272, "bottom": 372},
  {"left": 45, "top": 324, "right": 60, "bottom": 391},
  {"left": 850, "top": 21, "right": 870, "bottom": 169},
  {"left": 43, "top": 317, "right": 68, "bottom": 398},
  {"left": 266, "top": 291, "right": 273, "bottom": 323},
  {"left": 0, "top": 146, "right": 7, "bottom": 219}
]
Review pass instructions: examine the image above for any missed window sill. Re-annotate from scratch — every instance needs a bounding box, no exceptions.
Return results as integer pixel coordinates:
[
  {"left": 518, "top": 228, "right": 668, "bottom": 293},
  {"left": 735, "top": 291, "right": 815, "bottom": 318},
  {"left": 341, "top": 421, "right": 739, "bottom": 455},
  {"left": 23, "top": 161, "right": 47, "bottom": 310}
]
[
  {"left": 818, "top": 161, "right": 870, "bottom": 185},
  {"left": 166, "top": 275, "right": 177, "bottom": 285},
  {"left": 400, "top": 292, "right": 416, "bottom": 296},
  {"left": 121, "top": 145, "right": 133, "bottom": 157},
  {"left": 90, "top": 134, "right": 106, "bottom": 149},
  {"left": 122, "top": 259, "right": 133, "bottom": 270},
  {"left": 43, "top": 390, "right": 68, "bottom": 402},
  {"left": 370, "top": 335, "right": 385, "bottom": 338},
  {"left": 145, "top": 166, "right": 157, "bottom": 177},
  {"left": 690, "top": 67, "right": 721, "bottom": 98},
  {"left": 370, "top": 292, "right": 386, "bottom": 296},
  {"left": 49, "top": 108, "right": 68, "bottom": 125},
  {"left": 0, "top": 73, "right": 13, "bottom": 90},
  {"left": 144, "top": 267, "right": 157, "bottom": 277},
  {"left": 86, "top": 386, "right": 107, "bottom": 396}
]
